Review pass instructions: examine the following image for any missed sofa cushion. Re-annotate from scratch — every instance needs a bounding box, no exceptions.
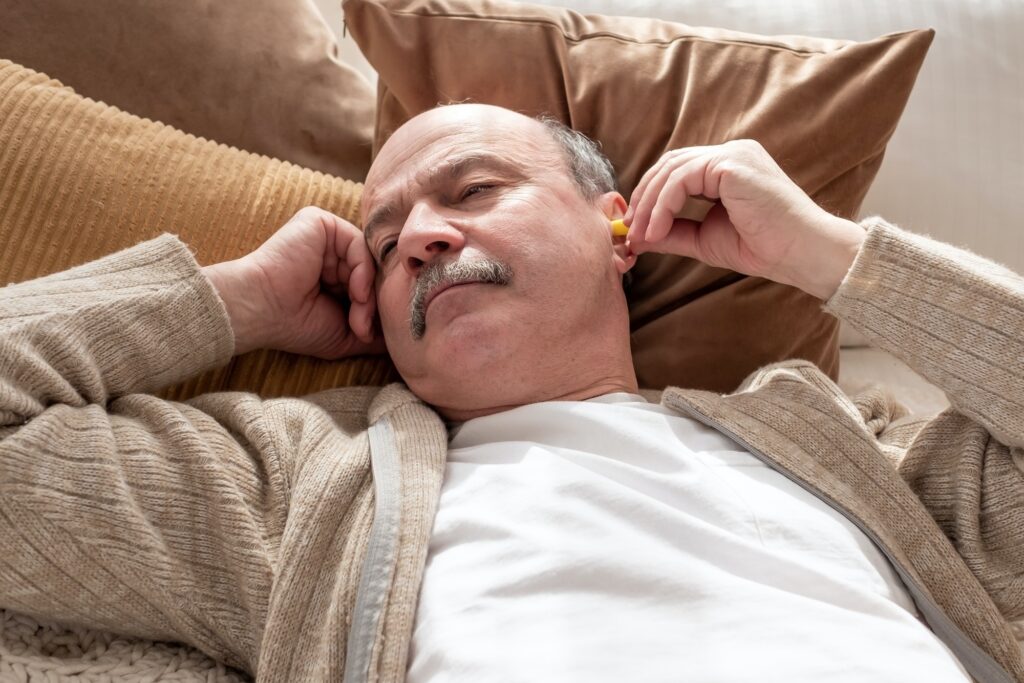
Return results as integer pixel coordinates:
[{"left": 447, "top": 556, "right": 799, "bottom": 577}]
[
  {"left": 0, "top": 0, "right": 376, "bottom": 180},
  {"left": 0, "top": 59, "right": 397, "bottom": 402},
  {"left": 343, "top": 0, "right": 933, "bottom": 392}
]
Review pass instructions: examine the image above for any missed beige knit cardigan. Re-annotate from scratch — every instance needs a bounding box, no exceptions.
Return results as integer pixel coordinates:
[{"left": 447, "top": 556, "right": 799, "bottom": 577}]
[{"left": 1, "top": 217, "right": 1023, "bottom": 682}]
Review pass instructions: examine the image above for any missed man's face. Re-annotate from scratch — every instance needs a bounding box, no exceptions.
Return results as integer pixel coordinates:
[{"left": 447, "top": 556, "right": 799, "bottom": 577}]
[{"left": 361, "top": 104, "right": 634, "bottom": 416}]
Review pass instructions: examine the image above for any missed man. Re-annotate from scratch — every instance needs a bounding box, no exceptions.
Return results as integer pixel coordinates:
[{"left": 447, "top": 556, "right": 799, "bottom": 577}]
[{"left": 1, "top": 103, "right": 1021, "bottom": 682}]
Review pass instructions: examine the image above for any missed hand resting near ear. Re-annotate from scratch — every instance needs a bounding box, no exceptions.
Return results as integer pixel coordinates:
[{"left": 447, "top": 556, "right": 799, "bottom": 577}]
[
  {"left": 624, "top": 139, "right": 867, "bottom": 301},
  {"left": 202, "top": 206, "right": 386, "bottom": 359}
]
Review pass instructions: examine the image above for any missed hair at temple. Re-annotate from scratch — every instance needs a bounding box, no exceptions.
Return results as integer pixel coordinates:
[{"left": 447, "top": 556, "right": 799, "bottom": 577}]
[
  {"left": 534, "top": 115, "right": 619, "bottom": 200},
  {"left": 430, "top": 103, "right": 632, "bottom": 291},
  {"left": 535, "top": 115, "right": 632, "bottom": 292}
]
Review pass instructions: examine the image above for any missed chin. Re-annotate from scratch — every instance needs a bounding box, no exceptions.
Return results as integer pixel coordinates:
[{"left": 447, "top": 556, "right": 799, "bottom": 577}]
[
  {"left": 405, "top": 317, "right": 521, "bottom": 397},
  {"left": 428, "top": 315, "right": 509, "bottom": 368}
]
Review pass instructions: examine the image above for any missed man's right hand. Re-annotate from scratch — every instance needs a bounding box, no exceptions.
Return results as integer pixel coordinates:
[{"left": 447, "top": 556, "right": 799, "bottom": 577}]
[{"left": 202, "top": 206, "right": 386, "bottom": 359}]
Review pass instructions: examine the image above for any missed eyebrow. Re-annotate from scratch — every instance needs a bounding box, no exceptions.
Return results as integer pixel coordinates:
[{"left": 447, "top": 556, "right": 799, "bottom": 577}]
[{"left": 362, "top": 153, "right": 525, "bottom": 249}]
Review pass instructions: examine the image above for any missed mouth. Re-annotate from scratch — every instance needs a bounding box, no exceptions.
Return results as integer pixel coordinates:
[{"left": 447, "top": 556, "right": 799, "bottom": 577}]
[
  {"left": 424, "top": 280, "right": 483, "bottom": 312},
  {"left": 409, "top": 259, "right": 514, "bottom": 340}
]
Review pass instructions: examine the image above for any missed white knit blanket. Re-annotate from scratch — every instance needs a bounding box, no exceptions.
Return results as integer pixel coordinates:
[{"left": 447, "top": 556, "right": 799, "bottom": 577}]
[
  {"left": 3, "top": 604, "right": 1022, "bottom": 680},
  {"left": 0, "top": 608, "right": 250, "bottom": 682}
]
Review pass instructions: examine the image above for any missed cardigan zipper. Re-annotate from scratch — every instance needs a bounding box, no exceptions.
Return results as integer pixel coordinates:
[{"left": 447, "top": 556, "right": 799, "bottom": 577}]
[
  {"left": 343, "top": 419, "right": 403, "bottom": 683},
  {"left": 668, "top": 399, "right": 1015, "bottom": 683}
]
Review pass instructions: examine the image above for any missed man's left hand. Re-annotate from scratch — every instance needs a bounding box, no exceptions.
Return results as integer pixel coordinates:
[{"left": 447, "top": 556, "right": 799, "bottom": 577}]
[{"left": 623, "top": 140, "right": 867, "bottom": 300}]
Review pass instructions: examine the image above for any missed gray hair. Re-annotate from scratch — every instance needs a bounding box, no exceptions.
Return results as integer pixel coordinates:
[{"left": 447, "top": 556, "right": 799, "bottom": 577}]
[
  {"left": 536, "top": 116, "right": 632, "bottom": 292},
  {"left": 535, "top": 116, "right": 618, "bottom": 200},
  {"left": 430, "top": 104, "right": 617, "bottom": 199},
  {"left": 431, "top": 105, "right": 631, "bottom": 291}
]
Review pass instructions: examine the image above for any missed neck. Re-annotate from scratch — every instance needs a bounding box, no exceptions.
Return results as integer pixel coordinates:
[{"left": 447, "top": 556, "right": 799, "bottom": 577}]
[
  {"left": 425, "top": 293, "right": 640, "bottom": 423},
  {"left": 435, "top": 366, "right": 640, "bottom": 423}
]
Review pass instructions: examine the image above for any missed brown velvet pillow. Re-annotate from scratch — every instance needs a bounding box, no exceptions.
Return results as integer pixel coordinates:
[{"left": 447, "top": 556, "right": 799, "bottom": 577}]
[
  {"left": 343, "top": 0, "right": 933, "bottom": 393},
  {"left": 0, "top": 0, "right": 376, "bottom": 181},
  {"left": 0, "top": 59, "right": 398, "bottom": 402}
]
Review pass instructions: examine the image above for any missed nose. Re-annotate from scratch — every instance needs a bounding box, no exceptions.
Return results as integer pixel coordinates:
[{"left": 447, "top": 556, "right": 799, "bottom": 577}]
[{"left": 398, "top": 201, "right": 467, "bottom": 276}]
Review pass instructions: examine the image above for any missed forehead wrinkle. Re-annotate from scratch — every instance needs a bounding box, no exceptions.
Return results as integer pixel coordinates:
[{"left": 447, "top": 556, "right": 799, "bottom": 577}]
[
  {"left": 424, "top": 153, "right": 482, "bottom": 187},
  {"left": 364, "top": 150, "right": 533, "bottom": 247}
]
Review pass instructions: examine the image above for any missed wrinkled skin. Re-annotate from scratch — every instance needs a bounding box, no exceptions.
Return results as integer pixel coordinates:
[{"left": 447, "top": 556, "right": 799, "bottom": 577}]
[{"left": 361, "top": 104, "right": 638, "bottom": 422}]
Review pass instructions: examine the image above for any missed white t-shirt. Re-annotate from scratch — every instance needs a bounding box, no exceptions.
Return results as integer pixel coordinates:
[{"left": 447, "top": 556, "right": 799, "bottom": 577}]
[{"left": 405, "top": 392, "right": 972, "bottom": 682}]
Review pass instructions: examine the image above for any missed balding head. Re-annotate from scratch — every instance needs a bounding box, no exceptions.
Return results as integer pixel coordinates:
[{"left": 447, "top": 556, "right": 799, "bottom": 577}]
[{"left": 361, "top": 103, "right": 638, "bottom": 420}]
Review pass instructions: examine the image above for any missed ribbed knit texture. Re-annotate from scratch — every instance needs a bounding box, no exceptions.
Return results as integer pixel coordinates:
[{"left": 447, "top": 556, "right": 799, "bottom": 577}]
[
  {"left": 688, "top": 215, "right": 1024, "bottom": 680},
  {"left": 829, "top": 217, "right": 1024, "bottom": 678},
  {"left": 666, "top": 216, "right": 1024, "bottom": 680},
  {"left": 3, "top": 214, "right": 1024, "bottom": 682},
  {"left": 0, "top": 58, "right": 398, "bottom": 403},
  {"left": 0, "top": 233, "right": 394, "bottom": 681}
]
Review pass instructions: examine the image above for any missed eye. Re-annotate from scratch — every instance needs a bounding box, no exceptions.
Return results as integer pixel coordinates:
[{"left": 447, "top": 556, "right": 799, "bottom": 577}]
[
  {"left": 460, "top": 184, "right": 494, "bottom": 201},
  {"left": 377, "top": 240, "right": 397, "bottom": 263}
]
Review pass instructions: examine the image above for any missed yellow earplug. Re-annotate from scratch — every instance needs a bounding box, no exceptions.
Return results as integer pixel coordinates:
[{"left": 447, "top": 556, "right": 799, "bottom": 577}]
[{"left": 610, "top": 218, "right": 629, "bottom": 237}]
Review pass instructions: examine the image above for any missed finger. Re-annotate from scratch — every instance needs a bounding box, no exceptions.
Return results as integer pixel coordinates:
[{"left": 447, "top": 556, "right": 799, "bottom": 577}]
[
  {"left": 647, "top": 159, "right": 707, "bottom": 243},
  {"left": 344, "top": 225, "right": 376, "bottom": 305},
  {"left": 321, "top": 222, "right": 341, "bottom": 287},
  {"left": 625, "top": 146, "right": 714, "bottom": 223},
  {"left": 628, "top": 154, "right": 688, "bottom": 242},
  {"left": 323, "top": 223, "right": 353, "bottom": 286},
  {"left": 628, "top": 148, "right": 708, "bottom": 243},
  {"left": 625, "top": 152, "right": 676, "bottom": 223},
  {"left": 626, "top": 148, "right": 691, "bottom": 223},
  {"left": 347, "top": 259, "right": 374, "bottom": 307},
  {"left": 363, "top": 287, "right": 379, "bottom": 344},
  {"left": 349, "top": 286, "right": 379, "bottom": 344},
  {"left": 630, "top": 218, "right": 702, "bottom": 259},
  {"left": 318, "top": 211, "right": 374, "bottom": 304},
  {"left": 348, "top": 299, "right": 367, "bottom": 343}
]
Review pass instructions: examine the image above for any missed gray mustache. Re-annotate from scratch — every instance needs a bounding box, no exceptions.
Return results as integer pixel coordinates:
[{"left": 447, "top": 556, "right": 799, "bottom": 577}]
[{"left": 410, "top": 258, "right": 514, "bottom": 339}]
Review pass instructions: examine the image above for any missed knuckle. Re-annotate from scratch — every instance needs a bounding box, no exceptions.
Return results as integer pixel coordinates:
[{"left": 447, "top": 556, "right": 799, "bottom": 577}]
[
  {"left": 745, "top": 139, "right": 768, "bottom": 156},
  {"left": 728, "top": 138, "right": 758, "bottom": 154},
  {"left": 668, "top": 165, "right": 688, "bottom": 181},
  {"left": 289, "top": 205, "right": 323, "bottom": 225}
]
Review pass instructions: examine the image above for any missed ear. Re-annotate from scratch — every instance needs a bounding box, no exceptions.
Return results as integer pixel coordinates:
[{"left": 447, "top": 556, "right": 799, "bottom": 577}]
[{"left": 597, "top": 191, "right": 637, "bottom": 275}]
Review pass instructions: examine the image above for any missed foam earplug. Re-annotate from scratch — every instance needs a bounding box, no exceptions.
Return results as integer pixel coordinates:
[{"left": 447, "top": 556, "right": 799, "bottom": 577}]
[{"left": 610, "top": 218, "right": 629, "bottom": 237}]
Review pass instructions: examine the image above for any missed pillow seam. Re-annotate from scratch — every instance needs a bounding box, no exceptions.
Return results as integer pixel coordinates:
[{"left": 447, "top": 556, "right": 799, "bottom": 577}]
[{"left": 366, "top": 8, "right": 926, "bottom": 56}]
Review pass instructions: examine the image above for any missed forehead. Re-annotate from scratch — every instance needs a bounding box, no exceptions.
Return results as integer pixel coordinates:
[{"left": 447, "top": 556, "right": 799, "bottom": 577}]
[{"left": 361, "top": 107, "right": 561, "bottom": 222}]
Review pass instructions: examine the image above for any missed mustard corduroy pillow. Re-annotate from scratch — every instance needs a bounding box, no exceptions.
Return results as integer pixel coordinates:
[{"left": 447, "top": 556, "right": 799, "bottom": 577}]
[{"left": 0, "top": 59, "right": 399, "bottom": 401}]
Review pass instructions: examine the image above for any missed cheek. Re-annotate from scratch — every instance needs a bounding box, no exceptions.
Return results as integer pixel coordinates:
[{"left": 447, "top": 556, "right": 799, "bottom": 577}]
[
  {"left": 521, "top": 219, "right": 599, "bottom": 280},
  {"left": 489, "top": 195, "right": 589, "bottom": 262},
  {"left": 376, "top": 281, "right": 407, "bottom": 335}
]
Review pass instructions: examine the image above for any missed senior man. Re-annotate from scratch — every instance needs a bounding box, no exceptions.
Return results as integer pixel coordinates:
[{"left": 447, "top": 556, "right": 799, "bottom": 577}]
[{"left": 2, "top": 103, "right": 1022, "bottom": 683}]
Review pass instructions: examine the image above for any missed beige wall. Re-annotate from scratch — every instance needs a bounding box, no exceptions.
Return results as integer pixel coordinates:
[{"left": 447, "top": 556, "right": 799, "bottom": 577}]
[
  {"left": 315, "top": 0, "right": 1023, "bottom": 274},
  {"left": 313, "top": 0, "right": 377, "bottom": 84}
]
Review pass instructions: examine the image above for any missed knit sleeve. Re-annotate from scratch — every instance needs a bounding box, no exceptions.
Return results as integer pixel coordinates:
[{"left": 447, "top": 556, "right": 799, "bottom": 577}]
[
  {"left": 0, "top": 236, "right": 284, "bottom": 675},
  {"left": 825, "top": 217, "right": 1024, "bottom": 449},
  {"left": 826, "top": 218, "right": 1024, "bottom": 624},
  {"left": 0, "top": 233, "right": 235, "bottom": 418}
]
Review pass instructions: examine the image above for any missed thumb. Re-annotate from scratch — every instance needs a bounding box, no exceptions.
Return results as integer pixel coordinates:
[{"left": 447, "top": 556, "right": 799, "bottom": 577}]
[{"left": 629, "top": 218, "right": 702, "bottom": 257}]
